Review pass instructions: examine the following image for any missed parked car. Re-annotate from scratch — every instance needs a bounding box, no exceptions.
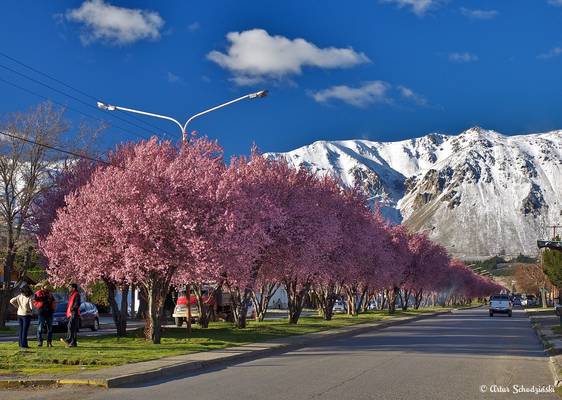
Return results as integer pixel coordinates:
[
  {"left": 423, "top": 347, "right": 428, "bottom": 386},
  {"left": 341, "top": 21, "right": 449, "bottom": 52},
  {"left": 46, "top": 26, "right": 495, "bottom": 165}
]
[
  {"left": 525, "top": 295, "right": 538, "bottom": 307},
  {"left": 367, "top": 301, "right": 378, "bottom": 311},
  {"left": 333, "top": 300, "right": 346, "bottom": 313},
  {"left": 512, "top": 297, "right": 522, "bottom": 307},
  {"left": 52, "top": 301, "right": 99, "bottom": 332},
  {"left": 555, "top": 303, "right": 562, "bottom": 316},
  {"left": 489, "top": 294, "right": 512, "bottom": 317}
]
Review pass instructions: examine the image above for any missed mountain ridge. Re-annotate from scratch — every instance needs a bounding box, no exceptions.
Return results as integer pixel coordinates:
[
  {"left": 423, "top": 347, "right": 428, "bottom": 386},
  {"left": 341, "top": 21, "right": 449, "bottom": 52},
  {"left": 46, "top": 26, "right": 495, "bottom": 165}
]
[{"left": 265, "top": 127, "right": 562, "bottom": 259}]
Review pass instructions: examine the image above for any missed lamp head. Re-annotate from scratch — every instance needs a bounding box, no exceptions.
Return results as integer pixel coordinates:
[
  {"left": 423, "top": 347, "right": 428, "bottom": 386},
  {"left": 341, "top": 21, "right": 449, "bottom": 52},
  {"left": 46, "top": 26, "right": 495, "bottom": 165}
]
[
  {"left": 97, "top": 101, "right": 116, "bottom": 111},
  {"left": 249, "top": 90, "right": 268, "bottom": 99}
]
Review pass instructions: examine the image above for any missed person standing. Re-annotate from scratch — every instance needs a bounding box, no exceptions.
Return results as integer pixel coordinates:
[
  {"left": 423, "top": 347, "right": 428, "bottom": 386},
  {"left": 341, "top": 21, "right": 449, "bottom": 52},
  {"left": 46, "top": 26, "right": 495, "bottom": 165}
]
[
  {"left": 10, "top": 285, "right": 34, "bottom": 349},
  {"left": 34, "top": 281, "right": 56, "bottom": 347},
  {"left": 60, "top": 283, "right": 80, "bottom": 347}
]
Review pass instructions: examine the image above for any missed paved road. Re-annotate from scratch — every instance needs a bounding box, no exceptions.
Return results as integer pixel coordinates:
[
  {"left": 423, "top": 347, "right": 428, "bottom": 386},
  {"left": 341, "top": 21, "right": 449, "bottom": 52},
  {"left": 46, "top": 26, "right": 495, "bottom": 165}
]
[{"left": 3, "top": 308, "right": 557, "bottom": 400}]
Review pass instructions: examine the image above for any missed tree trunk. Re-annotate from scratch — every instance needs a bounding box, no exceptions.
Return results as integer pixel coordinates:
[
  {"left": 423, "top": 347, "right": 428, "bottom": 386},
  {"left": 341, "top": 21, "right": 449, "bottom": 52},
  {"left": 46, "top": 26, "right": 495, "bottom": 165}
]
[
  {"left": 106, "top": 280, "right": 128, "bottom": 337},
  {"left": 360, "top": 289, "right": 371, "bottom": 313},
  {"left": 144, "top": 276, "right": 170, "bottom": 344},
  {"left": 357, "top": 287, "right": 368, "bottom": 314},
  {"left": 380, "top": 291, "right": 387, "bottom": 311},
  {"left": 136, "top": 286, "right": 148, "bottom": 320},
  {"left": 414, "top": 289, "right": 423, "bottom": 309},
  {"left": 193, "top": 283, "right": 214, "bottom": 328},
  {"left": 314, "top": 285, "right": 336, "bottom": 321},
  {"left": 388, "top": 287, "right": 399, "bottom": 314},
  {"left": 402, "top": 289, "right": 410, "bottom": 311},
  {"left": 130, "top": 284, "right": 136, "bottom": 319},
  {"left": 119, "top": 285, "right": 129, "bottom": 335},
  {"left": 229, "top": 287, "right": 251, "bottom": 329},
  {"left": 285, "top": 280, "right": 307, "bottom": 324},
  {"left": 0, "top": 248, "right": 16, "bottom": 328},
  {"left": 250, "top": 283, "right": 278, "bottom": 322}
]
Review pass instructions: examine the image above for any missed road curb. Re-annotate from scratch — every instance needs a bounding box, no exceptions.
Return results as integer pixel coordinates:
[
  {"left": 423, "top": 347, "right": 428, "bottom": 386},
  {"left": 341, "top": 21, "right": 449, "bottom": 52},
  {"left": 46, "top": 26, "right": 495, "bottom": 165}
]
[
  {"left": 526, "top": 310, "right": 562, "bottom": 388},
  {"left": 1, "top": 307, "right": 467, "bottom": 389}
]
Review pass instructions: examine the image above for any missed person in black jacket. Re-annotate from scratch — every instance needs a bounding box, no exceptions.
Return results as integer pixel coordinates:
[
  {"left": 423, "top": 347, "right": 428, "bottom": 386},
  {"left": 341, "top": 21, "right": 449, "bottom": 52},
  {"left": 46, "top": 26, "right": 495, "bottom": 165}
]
[{"left": 60, "top": 283, "right": 81, "bottom": 347}]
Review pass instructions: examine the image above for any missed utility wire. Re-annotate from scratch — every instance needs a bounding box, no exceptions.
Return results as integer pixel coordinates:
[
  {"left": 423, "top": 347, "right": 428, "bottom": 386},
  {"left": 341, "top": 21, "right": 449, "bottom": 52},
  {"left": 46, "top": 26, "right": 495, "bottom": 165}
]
[
  {"left": 0, "top": 51, "right": 173, "bottom": 138},
  {"left": 0, "top": 76, "right": 151, "bottom": 141},
  {"left": 0, "top": 128, "right": 163, "bottom": 180},
  {"left": 0, "top": 62, "right": 162, "bottom": 139},
  {"left": 0, "top": 128, "right": 111, "bottom": 165}
]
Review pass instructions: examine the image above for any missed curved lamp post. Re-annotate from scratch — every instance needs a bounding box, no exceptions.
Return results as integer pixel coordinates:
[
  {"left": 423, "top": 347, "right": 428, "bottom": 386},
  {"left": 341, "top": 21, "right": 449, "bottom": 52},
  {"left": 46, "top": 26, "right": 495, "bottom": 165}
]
[{"left": 97, "top": 90, "right": 268, "bottom": 143}]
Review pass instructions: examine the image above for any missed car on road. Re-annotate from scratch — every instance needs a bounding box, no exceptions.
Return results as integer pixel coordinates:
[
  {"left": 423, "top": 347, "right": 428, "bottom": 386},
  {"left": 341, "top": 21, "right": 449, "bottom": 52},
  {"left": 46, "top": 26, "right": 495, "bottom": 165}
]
[
  {"left": 52, "top": 301, "right": 100, "bottom": 332},
  {"left": 489, "top": 294, "right": 512, "bottom": 317}
]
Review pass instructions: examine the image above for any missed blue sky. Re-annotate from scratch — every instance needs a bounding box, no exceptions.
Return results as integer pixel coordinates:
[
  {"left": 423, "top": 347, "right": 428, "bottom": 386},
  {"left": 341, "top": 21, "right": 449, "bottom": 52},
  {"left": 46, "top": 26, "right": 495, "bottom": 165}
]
[{"left": 1, "top": 0, "right": 562, "bottom": 158}]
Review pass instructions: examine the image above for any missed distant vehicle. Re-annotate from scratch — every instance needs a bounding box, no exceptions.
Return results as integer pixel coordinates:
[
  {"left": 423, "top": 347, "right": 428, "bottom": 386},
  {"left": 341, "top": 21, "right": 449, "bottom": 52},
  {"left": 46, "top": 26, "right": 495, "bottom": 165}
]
[
  {"left": 52, "top": 301, "right": 99, "bottom": 332},
  {"left": 333, "top": 300, "right": 346, "bottom": 313},
  {"left": 172, "top": 285, "right": 253, "bottom": 327},
  {"left": 555, "top": 303, "right": 562, "bottom": 316},
  {"left": 489, "top": 294, "right": 512, "bottom": 317},
  {"left": 525, "top": 295, "right": 538, "bottom": 307},
  {"left": 367, "top": 301, "right": 377, "bottom": 311},
  {"left": 512, "top": 298, "right": 522, "bottom": 307}
]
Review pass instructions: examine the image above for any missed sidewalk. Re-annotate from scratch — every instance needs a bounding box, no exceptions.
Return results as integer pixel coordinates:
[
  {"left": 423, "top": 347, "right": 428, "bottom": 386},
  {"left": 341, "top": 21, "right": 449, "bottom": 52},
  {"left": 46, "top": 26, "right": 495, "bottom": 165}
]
[
  {"left": 526, "top": 308, "right": 562, "bottom": 387},
  {"left": 0, "top": 308, "right": 466, "bottom": 389},
  {"left": 0, "top": 318, "right": 145, "bottom": 342}
]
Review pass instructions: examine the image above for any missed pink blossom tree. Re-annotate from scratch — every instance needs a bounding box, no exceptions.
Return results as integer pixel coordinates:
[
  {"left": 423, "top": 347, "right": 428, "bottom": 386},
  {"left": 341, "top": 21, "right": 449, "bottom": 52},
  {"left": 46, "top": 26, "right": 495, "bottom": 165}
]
[
  {"left": 213, "top": 152, "right": 286, "bottom": 328},
  {"left": 402, "top": 233, "right": 450, "bottom": 310},
  {"left": 42, "top": 137, "right": 225, "bottom": 343}
]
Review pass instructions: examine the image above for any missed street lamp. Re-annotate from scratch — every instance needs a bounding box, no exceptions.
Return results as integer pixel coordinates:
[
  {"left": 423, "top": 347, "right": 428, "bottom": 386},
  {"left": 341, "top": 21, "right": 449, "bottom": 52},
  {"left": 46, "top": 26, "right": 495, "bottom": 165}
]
[{"left": 97, "top": 90, "right": 268, "bottom": 143}]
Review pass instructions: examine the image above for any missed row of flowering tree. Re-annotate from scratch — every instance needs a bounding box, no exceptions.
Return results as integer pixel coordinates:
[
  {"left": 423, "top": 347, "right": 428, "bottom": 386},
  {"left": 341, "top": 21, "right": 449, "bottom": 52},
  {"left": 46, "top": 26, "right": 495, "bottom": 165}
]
[{"left": 36, "top": 137, "right": 502, "bottom": 343}]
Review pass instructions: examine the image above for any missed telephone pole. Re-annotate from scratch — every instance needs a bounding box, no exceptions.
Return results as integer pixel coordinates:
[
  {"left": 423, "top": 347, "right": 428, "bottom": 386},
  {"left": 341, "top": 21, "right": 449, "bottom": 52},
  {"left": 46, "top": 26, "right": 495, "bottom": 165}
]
[{"left": 546, "top": 225, "right": 562, "bottom": 240}]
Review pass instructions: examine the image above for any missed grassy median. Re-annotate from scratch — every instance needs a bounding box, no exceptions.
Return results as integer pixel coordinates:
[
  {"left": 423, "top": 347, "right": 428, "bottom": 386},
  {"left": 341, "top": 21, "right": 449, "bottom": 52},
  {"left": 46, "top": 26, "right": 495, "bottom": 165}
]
[{"left": 0, "top": 307, "right": 455, "bottom": 377}]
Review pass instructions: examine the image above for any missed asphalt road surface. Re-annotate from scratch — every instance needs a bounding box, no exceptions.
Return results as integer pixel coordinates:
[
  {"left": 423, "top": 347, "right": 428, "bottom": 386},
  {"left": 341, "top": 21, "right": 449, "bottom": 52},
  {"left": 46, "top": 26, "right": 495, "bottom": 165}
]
[{"left": 3, "top": 308, "right": 557, "bottom": 400}]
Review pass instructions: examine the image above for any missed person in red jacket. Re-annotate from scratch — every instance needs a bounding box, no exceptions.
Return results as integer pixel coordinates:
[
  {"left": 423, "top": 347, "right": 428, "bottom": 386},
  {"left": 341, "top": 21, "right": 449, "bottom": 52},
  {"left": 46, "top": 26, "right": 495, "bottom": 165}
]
[
  {"left": 60, "top": 283, "right": 81, "bottom": 347},
  {"left": 33, "top": 281, "right": 56, "bottom": 347}
]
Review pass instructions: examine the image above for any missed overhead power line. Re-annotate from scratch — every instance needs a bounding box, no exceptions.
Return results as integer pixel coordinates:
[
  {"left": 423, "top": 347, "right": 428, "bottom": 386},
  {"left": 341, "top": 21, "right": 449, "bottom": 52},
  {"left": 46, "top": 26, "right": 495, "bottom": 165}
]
[
  {"left": 0, "top": 51, "right": 172, "bottom": 138},
  {"left": 0, "top": 63, "right": 161, "bottom": 140},
  {"left": 0, "top": 128, "right": 162, "bottom": 180},
  {"left": 0, "top": 128, "right": 110, "bottom": 165},
  {"left": 0, "top": 76, "right": 151, "bottom": 141}
]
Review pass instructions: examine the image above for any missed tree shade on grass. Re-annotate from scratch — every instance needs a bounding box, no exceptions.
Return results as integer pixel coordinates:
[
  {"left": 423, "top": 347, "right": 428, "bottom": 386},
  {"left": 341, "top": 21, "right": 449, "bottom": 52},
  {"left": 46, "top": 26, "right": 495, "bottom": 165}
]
[{"left": 0, "top": 309, "right": 454, "bottom": 376}]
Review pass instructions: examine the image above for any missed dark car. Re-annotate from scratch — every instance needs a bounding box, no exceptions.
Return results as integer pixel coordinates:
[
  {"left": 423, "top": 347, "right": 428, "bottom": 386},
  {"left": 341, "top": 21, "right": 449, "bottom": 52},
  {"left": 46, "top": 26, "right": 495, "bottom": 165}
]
[{"left": 52, "top": 301, "right": 100, "bottom": 332}]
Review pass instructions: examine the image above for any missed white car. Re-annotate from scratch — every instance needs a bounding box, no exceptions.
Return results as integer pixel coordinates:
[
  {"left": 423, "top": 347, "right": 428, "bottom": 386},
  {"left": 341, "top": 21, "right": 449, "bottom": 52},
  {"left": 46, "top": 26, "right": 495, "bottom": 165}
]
[
  {"left": 333, "top": 301, "right": 346, "bottom": 313},
  {"left": 489, "top": 294, "right": 512, "bottom": 317}
]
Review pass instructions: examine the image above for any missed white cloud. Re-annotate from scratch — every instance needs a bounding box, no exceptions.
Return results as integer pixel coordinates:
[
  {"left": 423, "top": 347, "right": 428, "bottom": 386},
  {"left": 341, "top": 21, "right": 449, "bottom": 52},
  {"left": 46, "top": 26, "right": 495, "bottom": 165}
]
[
  {"left": 65, "top": 0, "right": 164, "bottom": 46},
  {"left": 207, "top": 29, "right": 370, "bottom": 85},
  {"left": 310, "top": 81, "right": 392, "bottom": 108},
  {"left": 460, "top": 7, "right": 498, "bottom": 20},
  {"left": 397, "top": 85, "right": 428, "bottom": 106},
  {"left": 538, "top": 47, "right": 562, "bottom": 60},
  {"left": 548, "top": 0, "right": 562, "bottom": 6},
  {"left": 380, "top": 0, "right": 438, "bottom": 16},
  {"left": 188, "top": 22, "right": 200, "bottom": 32},
  {"left": 167, "top": 72, "right": 184, "bottom": 84},
  {"left": 448, "top": 52, "right": 479, "bottom": 63}
]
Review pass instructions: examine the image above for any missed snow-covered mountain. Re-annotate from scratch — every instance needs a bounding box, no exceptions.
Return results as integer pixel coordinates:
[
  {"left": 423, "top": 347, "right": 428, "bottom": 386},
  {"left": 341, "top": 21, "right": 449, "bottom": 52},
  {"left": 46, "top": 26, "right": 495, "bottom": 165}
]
[{"left": 265, "top": 127, "right": 562, "bottom": 259}]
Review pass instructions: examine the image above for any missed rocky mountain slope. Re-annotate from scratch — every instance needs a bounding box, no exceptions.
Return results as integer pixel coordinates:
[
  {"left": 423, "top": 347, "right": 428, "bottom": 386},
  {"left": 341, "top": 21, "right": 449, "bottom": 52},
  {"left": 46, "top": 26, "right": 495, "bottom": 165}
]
[{"left": 265, "top": 127, "right": 562, "bottom": 259}]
